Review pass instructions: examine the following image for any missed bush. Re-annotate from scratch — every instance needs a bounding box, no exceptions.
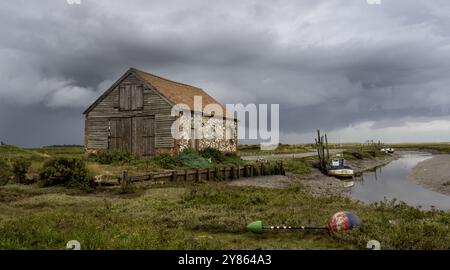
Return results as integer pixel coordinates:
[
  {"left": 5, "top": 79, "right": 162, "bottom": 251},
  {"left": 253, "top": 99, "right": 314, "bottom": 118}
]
[
  {"left": 200, "top": 147, "right": 225, "bottom": 163},
  {"left": 180, "top": 149, "right": 211, "bottom": 168},
  {"left": 11, "top": 158, "right": 31, "bottom": 183},
  {"left": 223, "top": 152, "right": 245, "bottom": 165},
  {"left": 88, "top": 151, "right": 135, "bottom": 164},
  {"left": 0, "top": 158, "right": 12, "bottom": 185},
  {"left": 153, "top": 153, "right": 182, "bottom": 169},
  {"left": 39, "top": 158, "right": 92, "bottom": 189}
]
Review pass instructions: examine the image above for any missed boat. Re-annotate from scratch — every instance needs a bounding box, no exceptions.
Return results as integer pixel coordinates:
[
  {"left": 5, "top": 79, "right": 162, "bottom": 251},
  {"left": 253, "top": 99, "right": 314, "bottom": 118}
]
[
  {"left": 326, "top": 154, "right": 354, "bottom": 178},
  {"left": 380, "top": 148, "right": 395, "bottom": 154}
]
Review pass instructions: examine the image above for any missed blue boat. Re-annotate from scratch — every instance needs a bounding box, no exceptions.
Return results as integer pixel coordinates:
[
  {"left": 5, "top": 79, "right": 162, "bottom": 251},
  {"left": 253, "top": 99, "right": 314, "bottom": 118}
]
[{"left": 326, "top": 154, "right": 354, "bottom": 178}]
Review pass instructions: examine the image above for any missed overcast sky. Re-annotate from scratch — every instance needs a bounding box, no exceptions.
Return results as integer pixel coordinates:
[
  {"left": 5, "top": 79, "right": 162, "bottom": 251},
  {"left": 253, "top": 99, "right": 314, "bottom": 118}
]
[{"left": 1, "top": 0, "right": 450, "bottom": 147}]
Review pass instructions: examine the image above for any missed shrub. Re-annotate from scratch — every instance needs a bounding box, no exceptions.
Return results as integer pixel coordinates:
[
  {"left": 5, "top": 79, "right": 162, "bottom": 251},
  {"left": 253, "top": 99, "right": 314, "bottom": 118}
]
[
  {"left": 39, "top": 158, "right": 92, "bottom": 189},
  {"left": 88, "top": 151, "right": 135, "bottom": 164},
  {"left": 200, "top": 147, "right": 225, "bottom": 163},
  {"left": 180, "top": 149, "right": 211, "bottom": 168},
  {"left": 0, "top": 158, "right": 12, "bottom": 185},
  {"left": 11, "top": 158, "right": 31, "bottom": 183},
  {"left": 153, "top": 153, "right": 182, "bottom": 169},
  {"left": 223, "top": 152, "right": 245, "bottom": 165}
]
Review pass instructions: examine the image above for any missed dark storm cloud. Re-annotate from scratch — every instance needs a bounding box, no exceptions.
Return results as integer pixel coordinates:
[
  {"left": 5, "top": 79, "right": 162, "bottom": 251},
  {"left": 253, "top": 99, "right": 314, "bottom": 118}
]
[{"left": 1, "top": 0, "right": 450, "bottom": 146}]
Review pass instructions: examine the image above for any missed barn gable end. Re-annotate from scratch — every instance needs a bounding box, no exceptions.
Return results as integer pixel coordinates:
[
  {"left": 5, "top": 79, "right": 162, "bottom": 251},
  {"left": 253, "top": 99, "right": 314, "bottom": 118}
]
[{"left": 84, "top": 71, "right": 176, "bottom": 155}]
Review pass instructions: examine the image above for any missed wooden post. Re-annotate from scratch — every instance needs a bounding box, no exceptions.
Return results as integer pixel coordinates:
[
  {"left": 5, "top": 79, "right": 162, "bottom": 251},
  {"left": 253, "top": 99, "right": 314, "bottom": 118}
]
[
  {"left": 260, "top": 163, "right": 264, "bottom": 175},
  {"left": 206, "top": 168, "right": 210, "bottom": 181},
  {"left": 214, "top": 167, "right": 219, "bottom": 180},
  {"left": 149, "top": 173, "right": 154, "bottom": 181},
  {"left": 237, "top": 165, "right": 240, "bottom": 179},
  {"left": 121, "top": 171, "right": 128, "bottom": 189},
  {"left": 196, "top": 169, "right": 200, "bottom": 182},
  {"left": 171, "top": 171, "right": 177, "bottom": 181},
  {"left": 184, "top": 170, "right": 188, "bottom": 181}
]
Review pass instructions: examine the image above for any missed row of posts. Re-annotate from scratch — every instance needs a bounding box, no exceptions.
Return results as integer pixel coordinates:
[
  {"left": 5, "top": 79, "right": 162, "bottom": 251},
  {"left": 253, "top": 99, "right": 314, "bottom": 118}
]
[{"left": 120, "top": 162, "right": 285, "bottom": 188}]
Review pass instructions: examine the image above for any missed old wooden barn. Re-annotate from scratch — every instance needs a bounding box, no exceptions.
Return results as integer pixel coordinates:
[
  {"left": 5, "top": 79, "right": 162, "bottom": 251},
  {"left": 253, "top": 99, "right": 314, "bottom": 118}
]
[{"left": 83, "top": 68, "right": 237, "bottom": 157}]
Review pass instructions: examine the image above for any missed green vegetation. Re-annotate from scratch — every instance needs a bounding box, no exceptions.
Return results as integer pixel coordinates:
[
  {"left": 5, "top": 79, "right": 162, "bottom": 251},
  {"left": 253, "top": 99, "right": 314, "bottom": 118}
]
[
  {"left": 1, "top": 143, "right": 449, "bottom": 249},
  {"left": 283, "top": 159, "right": 311, "bottom": 174},
  {"left": 153, "top": 153, "right": 183, "bottom": 169},
  {"left": 179, "top": 149, "right": 211, "bottom": 168},
  {"left": 153, "top": 148, "right": 246, "bottom": 169},
  {"left": 0, "top": 158, "right": 12, "bottom": 185},
  {"left": 38, "top": 158, "right": 93, "bottom": 190},
  {"left": 200, "top": 147, "right": 225, "bottom": 163},
  {"left": 11, "top": 158, "right": 31, "bottom": 184},
  {"left": 88, "top": 151, "right": 136, "bottom": 165},
  {"left": 238, "top": 143, "right": 315, "bottom": 156},
  {"left": 388, "top": 143, "right": 450, "bottom": 154},
  {"left": 0, "top": 182, "right": 448, "bottom": 249},
  {"left": 342, "top": 148, "right": 387, "bottom": 160}
]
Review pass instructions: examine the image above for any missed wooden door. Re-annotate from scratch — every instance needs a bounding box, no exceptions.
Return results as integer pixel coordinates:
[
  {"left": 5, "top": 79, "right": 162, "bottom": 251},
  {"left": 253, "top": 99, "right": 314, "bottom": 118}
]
[
  {"left": 133, "top": 116, "right": 155, "bottom": 156},
  {"left": 109, "top": 118, "right": 132, "bottom": 152}
]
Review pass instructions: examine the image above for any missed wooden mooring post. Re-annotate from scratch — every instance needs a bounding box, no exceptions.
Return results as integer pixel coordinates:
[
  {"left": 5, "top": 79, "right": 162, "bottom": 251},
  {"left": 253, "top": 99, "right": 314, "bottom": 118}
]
[{"left": 315, "top": 129, "right": 330, "bottom": 172}]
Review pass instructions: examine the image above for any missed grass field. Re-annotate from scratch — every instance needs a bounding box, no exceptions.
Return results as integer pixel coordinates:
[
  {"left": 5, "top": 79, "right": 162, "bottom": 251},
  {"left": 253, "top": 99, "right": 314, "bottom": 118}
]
[
  {"left": 1, "top": 181, "right": 449, "bottom": 249},
  {"left": 0, "top": 144, "right": 449, "bottom": 249},
  {"left": 387, "top": 143, "right": 450, "bottom": 154}
]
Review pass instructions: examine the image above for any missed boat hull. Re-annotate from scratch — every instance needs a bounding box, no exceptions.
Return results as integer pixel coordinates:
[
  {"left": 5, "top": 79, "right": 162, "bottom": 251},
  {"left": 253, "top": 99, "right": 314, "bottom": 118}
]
[{"left": 327, "top": 168, "right": 354, "bottom": 178}]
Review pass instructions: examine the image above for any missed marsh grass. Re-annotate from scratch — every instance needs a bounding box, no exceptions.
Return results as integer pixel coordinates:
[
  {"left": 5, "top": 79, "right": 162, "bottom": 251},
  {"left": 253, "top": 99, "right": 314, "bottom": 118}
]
[
  {"left": 0, "top": 181, "right": 448, "bottom": 250},
  {"left": 1, "top": 144, "right": 449, "bottom": 250},
  {"left": 283, "top": 159, "right": 311, "bottom": 174}
]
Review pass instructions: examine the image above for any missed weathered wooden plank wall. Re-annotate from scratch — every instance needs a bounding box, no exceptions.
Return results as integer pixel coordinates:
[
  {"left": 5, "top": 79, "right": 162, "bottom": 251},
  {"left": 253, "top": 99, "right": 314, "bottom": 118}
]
[{"left": 86, "top": 74, "right": 175, "bottom": 151}]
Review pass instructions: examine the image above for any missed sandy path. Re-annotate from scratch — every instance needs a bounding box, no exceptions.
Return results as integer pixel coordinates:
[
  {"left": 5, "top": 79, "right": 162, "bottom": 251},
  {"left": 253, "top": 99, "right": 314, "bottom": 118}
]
[{"left": 409, "top": 154, "right": 450, "bottom": 196}]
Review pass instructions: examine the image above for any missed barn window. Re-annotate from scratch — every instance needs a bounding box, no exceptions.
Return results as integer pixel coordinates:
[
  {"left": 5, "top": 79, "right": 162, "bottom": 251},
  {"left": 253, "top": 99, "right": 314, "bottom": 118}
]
[{"left": 119, "top": 85, "right": 143, "bottom": 111}]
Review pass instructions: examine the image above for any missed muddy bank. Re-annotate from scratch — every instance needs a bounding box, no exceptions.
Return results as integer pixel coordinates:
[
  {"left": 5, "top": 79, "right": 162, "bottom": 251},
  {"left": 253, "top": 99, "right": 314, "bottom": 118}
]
[
  {"left": 409, "top": 154, "right": 450, "bottom": 196},
  {"left": 293, "top": 153, "right": 399, "bottom": 197},
  {"left": 230, "top": 154, "right": 399, "bottom": 197}
]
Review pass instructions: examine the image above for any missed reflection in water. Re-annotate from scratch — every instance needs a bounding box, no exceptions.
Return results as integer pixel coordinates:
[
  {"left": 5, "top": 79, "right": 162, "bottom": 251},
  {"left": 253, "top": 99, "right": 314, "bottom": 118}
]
[{"left": 351, "top": 154, "right": 450, "bottom": 211}]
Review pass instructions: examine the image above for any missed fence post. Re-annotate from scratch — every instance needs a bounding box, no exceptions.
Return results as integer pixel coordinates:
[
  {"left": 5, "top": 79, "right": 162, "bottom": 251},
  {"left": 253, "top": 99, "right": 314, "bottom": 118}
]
[
  {"left": 214, "top": 167, "right": 219, "bottom": 180},
  {"left": 206, "top": 168, "right": 210, "bottom": 180},
  {"left": 196, "top": 169, "right": 200, "bottom": 182},
  {"left": 121, "top": 171, "right": 128, "bottom": 189},
  {"left": 171, "top": 171, "right": 177, "bottom": 181},
  {"left": 184, "top": 170, "right": 188, "bottom": 181},
  {"left": 237, "top": 165, "right": 240, "bottom": 179}
]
